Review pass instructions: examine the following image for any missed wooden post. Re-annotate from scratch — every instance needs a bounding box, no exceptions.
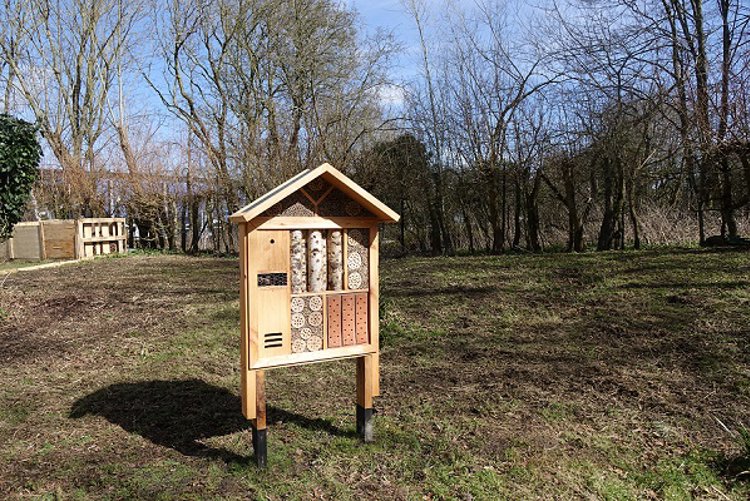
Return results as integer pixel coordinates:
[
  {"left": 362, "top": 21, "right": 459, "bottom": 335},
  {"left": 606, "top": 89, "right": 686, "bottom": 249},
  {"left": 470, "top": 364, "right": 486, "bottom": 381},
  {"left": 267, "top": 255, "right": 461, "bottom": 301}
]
[
  {"left": 369, "top": 226, "right": 380, "bottom": 396},
  {"left": 251, "top": 370, "right": 267, "bottom": 468},
  {"left": 356, "top": 356, "right": 374, "bottom": 442},
  {"left": 239, "top": 223, "right": 257, "bottom": 420},
  {"left": 37, "top": 221, "right": 47, "bottom": 260},
  {"left": 75, "top": 219, "right": 83, "bottom": 259}
]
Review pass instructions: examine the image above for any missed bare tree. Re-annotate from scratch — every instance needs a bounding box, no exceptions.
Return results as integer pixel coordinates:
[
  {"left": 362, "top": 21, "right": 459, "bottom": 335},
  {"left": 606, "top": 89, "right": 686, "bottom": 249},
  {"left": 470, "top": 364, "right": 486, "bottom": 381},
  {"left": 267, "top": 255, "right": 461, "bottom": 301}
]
[{"left": 1, "top": 0, "right": 129, "bottom": 216}]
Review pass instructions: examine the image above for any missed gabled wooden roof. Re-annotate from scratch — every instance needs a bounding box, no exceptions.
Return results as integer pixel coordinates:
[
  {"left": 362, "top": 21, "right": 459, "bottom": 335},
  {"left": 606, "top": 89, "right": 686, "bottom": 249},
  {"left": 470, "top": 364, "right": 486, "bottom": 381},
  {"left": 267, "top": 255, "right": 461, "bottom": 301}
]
[{"left": 229, "top": 163, "right": 400, "bottom": 223}]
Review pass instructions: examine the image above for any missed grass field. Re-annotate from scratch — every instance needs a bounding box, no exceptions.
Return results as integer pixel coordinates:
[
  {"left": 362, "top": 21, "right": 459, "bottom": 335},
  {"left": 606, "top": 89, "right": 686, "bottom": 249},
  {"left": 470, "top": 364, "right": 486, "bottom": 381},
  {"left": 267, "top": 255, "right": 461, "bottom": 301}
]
[{"left": 1, "top": 249, "right": 749, "bottom": 499}]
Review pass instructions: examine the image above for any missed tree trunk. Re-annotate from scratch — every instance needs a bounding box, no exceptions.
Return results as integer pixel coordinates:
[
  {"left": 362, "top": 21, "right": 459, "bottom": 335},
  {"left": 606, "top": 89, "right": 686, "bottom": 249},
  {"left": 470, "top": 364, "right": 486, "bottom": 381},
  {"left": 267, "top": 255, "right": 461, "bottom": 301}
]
[
  {"left": 563, "top": 168, "right": 580, "bottom": 252},
  {"left": 291, "top": 230, "right": 307, "bottom": 294},
  {"left": 501, "top": 168, "right": 508, "bottom": 251},
  {"left": 597, "top": 156, "right": 625, "bottom": 251},
  {"left": 513, "top": 176, "right": 522, "bottom": 248},
  {"left": 181, "top": 199, "right": 188, "bottom": 252},
  {"left": 697, "top": 200, "right": 706, "bottom": 244},
  {"left": 525, "top": 174, "right": 542, "bottom": 252},
  {"left": 490, "top": 168, "right": 504, "bottom": 254},
  {"left": 399, "top": 198, "right": 406, "bottom": 254},
  {"left": 327, "top": 230, "right": 343, "bottom": 291},
  {"left": 717, "top": 0, "right": 737, "bottom": 239},
  {"left": 428, "top": 202, "right": 442, "bottom": 256},
  {"left": 432, "top": 171, "right": 453, "bottom": 255},
  {"left": 462, "top": 205, "right": 475, "bottom": 254},
  {"left": 307, "top": 230, "right": 326, "bottom": 293},
  {"left": 627, "top": 179, "right": 641, "bottom": 250}
]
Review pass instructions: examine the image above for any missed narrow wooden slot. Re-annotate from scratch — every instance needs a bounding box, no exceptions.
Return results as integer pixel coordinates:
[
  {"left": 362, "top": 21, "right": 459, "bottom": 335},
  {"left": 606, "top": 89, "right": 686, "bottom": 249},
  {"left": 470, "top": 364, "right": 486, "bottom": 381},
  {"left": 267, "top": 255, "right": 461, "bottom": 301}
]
[
  {"left": 355, "top": 293, "right": 368, "bottom": 344},
  {"left": 342, "top": 294, "right": 356, "bottom": 346},
  {"left": 327, "top": 295, "right": 342, "bottom": 348},
  {"left": 264, "top": 332, "right": 284, "bottom": 348}
]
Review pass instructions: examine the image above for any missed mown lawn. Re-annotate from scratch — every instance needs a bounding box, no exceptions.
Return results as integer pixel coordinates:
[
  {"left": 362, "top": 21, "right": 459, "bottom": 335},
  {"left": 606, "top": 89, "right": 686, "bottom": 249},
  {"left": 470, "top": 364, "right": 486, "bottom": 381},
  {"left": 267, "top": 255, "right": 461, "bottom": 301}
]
[{"left": 1, "top": 248, "right": 749, "bottom": 499}]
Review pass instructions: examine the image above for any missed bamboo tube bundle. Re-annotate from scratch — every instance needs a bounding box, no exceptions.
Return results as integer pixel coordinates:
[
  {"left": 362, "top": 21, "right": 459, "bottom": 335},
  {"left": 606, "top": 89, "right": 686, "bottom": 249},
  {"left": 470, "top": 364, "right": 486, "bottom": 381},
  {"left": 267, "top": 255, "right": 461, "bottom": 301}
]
[
  {"left": 327, "top": 230, "right": 343, "bottom": 291},
  {"left": 291, "top": 230, "right": 307, "bottom": 293},
  {"left": 308, "top": 230, "right": 327, "bottom": 292}
]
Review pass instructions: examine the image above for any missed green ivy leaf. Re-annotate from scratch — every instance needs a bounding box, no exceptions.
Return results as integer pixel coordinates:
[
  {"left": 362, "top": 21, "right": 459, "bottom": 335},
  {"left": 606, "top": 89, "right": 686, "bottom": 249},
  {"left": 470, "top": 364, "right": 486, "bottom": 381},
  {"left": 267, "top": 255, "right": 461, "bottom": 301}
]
[{"left": 0, "top": 114, "right": 42, "bottom": 240}]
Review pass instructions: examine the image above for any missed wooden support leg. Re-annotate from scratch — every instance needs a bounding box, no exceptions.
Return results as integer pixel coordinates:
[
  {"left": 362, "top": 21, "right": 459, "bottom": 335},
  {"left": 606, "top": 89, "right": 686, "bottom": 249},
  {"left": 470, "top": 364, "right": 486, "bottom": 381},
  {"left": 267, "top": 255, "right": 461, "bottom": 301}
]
[
  {"left": 356, "top": 356, "right": 374, "bottom": 443},
  {"left": 251, "top": 370, "right": 267, "bottom": 468}
]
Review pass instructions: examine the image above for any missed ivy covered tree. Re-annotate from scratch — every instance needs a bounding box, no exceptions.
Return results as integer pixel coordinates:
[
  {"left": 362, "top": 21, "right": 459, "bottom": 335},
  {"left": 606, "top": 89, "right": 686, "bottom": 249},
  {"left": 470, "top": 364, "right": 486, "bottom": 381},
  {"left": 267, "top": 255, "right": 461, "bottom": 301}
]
[{"left": 0, "top": 114, "right": 42, "bottom": 240}]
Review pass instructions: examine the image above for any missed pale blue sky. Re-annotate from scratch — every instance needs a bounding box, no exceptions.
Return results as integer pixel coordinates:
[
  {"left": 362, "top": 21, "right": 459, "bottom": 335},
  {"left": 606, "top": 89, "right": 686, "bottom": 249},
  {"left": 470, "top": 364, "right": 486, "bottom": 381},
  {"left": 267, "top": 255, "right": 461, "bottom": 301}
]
[{"left": 347, "top": 0, "right": 423, "bottom": 82}]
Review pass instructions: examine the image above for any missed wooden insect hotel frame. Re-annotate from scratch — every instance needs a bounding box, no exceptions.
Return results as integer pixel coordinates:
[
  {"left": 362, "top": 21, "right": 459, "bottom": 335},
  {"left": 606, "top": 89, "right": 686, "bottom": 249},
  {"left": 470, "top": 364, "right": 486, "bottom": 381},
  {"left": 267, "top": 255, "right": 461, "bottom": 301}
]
[{"left": 230, "top": 163, "right": 399, "bottom": 467}]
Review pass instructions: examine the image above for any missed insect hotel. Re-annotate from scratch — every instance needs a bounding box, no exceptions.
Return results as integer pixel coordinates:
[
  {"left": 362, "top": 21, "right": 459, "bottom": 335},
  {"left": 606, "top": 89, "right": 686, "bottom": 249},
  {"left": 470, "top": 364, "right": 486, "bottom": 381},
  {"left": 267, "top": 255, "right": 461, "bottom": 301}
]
[{"left": 229, "top": 163, "right": 399, "bottom": 467}]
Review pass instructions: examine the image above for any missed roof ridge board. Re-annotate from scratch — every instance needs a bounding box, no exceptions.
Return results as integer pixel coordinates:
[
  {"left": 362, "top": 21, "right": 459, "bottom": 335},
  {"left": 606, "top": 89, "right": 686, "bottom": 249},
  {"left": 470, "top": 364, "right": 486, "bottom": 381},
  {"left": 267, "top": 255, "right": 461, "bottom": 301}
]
[
  {"left": 230, "top": 163, "right": 399, "bottom": 223},
  {"left": 230, "top": 167, "right": 316, "bottom": 218}
]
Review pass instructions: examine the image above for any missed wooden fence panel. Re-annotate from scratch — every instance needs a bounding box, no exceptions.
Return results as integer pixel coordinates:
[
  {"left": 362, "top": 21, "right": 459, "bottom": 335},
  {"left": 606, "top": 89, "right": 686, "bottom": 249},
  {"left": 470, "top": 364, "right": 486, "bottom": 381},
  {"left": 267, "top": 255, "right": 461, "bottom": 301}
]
[
  {"left": 12, "top": 223, "right": 42, "bottom": 260},
  {"left": 42, "top": 220, "right": 77, "bottom": 259},
  {"left": 2, "top": 218, "right": 127, "bottom": 261}
]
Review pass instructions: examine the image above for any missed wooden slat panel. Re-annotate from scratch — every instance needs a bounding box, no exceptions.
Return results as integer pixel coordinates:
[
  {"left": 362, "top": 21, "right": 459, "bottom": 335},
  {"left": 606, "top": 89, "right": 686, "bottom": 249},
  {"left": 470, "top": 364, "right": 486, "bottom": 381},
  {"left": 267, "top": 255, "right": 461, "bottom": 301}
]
[
  {"left": 355, "top": 292, "right": 368, "bottom": 344},
  {"left": 257, "top": 287, "right": 290, "bottom": 358},
  {"left": 42, "top": 221, "right": 76, "bottom": 259},
  {"left": 342, "top": 294, "right": 356, "bottom": 346},
  {"left": 327, "top": 295, "right": 342, "bottom": 348},
  {"left": 250, "top": 230, "right": 290, "bottom": 272},
  {"left": 247, "top": 229, "right": 291, "bottom": 370}
]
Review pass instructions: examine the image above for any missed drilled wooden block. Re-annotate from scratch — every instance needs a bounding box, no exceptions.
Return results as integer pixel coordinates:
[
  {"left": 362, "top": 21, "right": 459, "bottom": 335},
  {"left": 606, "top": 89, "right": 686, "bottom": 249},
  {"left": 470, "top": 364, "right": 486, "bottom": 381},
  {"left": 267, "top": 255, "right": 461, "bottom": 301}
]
[
  {"left": 342, "top": 294, "right": 356, "bottom": 346},
  {"left": 327, "top": 295, "right": 342, "bottom": 348},
  {"left": 355, "top": 293, "right": 368, "bottom": 344}
]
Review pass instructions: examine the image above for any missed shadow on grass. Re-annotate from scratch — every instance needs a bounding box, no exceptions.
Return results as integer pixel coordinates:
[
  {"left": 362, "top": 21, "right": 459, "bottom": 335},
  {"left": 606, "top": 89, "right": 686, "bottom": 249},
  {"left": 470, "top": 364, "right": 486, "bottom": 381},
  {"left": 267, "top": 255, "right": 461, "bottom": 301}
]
[{"left": 70, "top": 379, "right": 355, "bottom": 464}]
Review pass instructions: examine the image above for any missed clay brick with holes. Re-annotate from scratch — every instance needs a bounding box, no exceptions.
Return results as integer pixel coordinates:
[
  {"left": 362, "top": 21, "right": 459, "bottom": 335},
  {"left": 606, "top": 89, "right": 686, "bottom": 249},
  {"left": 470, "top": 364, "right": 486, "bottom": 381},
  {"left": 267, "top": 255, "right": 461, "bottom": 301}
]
[
  {"left": 342, "top": 294, "right": 356, "bottom": 346},
  {"left": 327, "top": 295, "right": 343, "bottom": 348},
  {"left": 355, "top": 293, "right": 368, "bottom": 344}
]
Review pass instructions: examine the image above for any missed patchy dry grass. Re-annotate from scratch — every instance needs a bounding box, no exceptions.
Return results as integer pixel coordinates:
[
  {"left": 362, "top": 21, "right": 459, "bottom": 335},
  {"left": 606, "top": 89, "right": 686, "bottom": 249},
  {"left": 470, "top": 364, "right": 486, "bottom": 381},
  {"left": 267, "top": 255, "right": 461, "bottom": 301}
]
[
  {"left": 0, "top": 249, "right": 749, "bottom": 499},
  {"left": 0, "top": 259, "right": 57, "bottom": 273}
]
